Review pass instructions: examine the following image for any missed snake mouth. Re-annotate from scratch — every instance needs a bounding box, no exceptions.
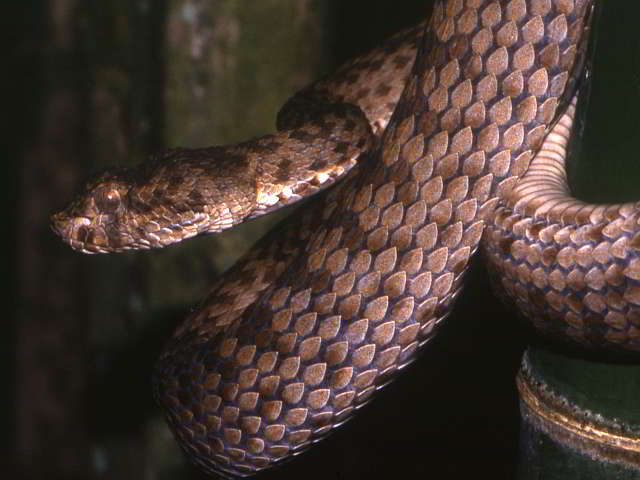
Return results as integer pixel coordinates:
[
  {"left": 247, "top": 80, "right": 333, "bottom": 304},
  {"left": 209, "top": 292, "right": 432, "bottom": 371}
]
[{"left": 50, "top": 212, "right": 110, "bottom": 254}]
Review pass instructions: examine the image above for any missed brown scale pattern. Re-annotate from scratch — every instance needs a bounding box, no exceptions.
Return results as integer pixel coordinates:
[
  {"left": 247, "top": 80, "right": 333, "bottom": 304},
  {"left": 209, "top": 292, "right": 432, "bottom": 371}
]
[
  {"left": 484, "top": 96, "right": 640, "bottom": 351},
  {"left": 51, "top": 23, "right": 424, "bottom": 256},
  {"left": 51, "top": 91, "right": 377, "bottom": 253},
  {"left": 144, "top": 1, "right": 597, "bottom": 477},
  {"left": 283, "top": 22, "right": 426, "bottom": 136}
]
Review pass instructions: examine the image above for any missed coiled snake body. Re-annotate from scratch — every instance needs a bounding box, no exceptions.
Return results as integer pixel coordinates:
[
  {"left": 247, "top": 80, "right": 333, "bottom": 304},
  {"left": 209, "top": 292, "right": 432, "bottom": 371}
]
[{"left": 52, "top": 1, "right": 640, "bottom": 477}]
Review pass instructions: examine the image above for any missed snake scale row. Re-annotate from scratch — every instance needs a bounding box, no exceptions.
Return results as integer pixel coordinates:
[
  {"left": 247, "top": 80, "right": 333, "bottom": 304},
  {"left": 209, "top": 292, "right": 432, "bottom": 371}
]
[{"left": 52, "top": 0, "right": 640, "bottom": 477}]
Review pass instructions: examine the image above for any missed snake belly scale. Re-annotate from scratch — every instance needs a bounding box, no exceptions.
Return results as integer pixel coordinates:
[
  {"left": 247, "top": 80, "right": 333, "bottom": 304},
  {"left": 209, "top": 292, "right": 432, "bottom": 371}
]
[{"left": 49, "top": 1, "right": 640, "bottom": 477}]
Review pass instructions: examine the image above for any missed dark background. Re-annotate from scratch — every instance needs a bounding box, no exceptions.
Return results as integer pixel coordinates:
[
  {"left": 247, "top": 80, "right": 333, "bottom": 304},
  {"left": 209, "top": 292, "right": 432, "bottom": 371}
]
[{"left": 5, "top": 1, "right": 639, "bottom": 479}]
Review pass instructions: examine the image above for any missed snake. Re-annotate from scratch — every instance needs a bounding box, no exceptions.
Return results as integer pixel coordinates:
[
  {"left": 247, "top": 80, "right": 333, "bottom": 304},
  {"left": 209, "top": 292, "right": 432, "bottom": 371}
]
[{"left": 50, "top": 0, "right": 640, "bottom": 477}]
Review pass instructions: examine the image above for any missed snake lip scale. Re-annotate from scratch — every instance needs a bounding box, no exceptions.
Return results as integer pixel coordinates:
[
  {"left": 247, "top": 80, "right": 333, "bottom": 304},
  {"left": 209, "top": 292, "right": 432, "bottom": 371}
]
[{"left": 51, "top": 1, "right": 640, "bottom": 477}]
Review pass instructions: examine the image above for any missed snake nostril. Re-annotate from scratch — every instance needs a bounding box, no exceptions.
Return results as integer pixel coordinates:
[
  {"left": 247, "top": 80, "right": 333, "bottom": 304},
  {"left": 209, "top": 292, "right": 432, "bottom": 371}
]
[{"left": 75, "top": 223, "right": 95, "bottom": 244}]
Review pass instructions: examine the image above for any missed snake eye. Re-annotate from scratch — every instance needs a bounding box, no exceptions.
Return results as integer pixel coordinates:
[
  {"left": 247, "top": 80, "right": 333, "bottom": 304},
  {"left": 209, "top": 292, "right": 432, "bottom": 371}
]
[{"left": 95, "top": 187, "right": 121, "bottom": 213}]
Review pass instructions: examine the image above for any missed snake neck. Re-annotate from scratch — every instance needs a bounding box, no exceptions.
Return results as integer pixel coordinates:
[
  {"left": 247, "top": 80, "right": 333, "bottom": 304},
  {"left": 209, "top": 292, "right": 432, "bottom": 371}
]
[{"left": 51, "top": 97, "right": 378, "bottom": 254}]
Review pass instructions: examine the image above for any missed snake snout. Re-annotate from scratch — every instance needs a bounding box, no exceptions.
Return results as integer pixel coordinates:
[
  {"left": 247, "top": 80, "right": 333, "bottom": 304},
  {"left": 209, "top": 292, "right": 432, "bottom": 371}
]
[
  {"left": 50, "top": 211, "right": 114, "bottom": 254},
  {"left": 50, "top": 211, "right": 80, "bottom": 242},
  {"left": 51, "top": 213, "right": 93, "bottom": 251}
]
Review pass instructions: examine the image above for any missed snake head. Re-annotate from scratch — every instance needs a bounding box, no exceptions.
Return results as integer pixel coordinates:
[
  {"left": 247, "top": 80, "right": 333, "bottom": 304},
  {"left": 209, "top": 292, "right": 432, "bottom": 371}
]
[
  {"left": 51, "top": 170, "right": 135, "bottom": 253},
  {"left": 51, "top": 151, "right": 257, "bottom": 254}
]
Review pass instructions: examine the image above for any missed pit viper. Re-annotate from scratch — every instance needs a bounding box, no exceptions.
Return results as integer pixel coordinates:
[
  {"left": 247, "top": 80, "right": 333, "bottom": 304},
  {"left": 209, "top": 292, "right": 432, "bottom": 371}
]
[{"left": 52, "top": 0, "right": 640, "bottom": 477}]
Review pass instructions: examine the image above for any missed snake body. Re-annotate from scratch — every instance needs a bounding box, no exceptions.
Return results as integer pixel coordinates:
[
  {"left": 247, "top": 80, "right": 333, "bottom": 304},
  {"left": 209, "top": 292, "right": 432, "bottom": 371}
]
[
  {"left": 485, "top": 94, "right": 640, "bottom": 349},
  {"left": 51, "top": 0, "right": 640, "bottom": 477}
]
